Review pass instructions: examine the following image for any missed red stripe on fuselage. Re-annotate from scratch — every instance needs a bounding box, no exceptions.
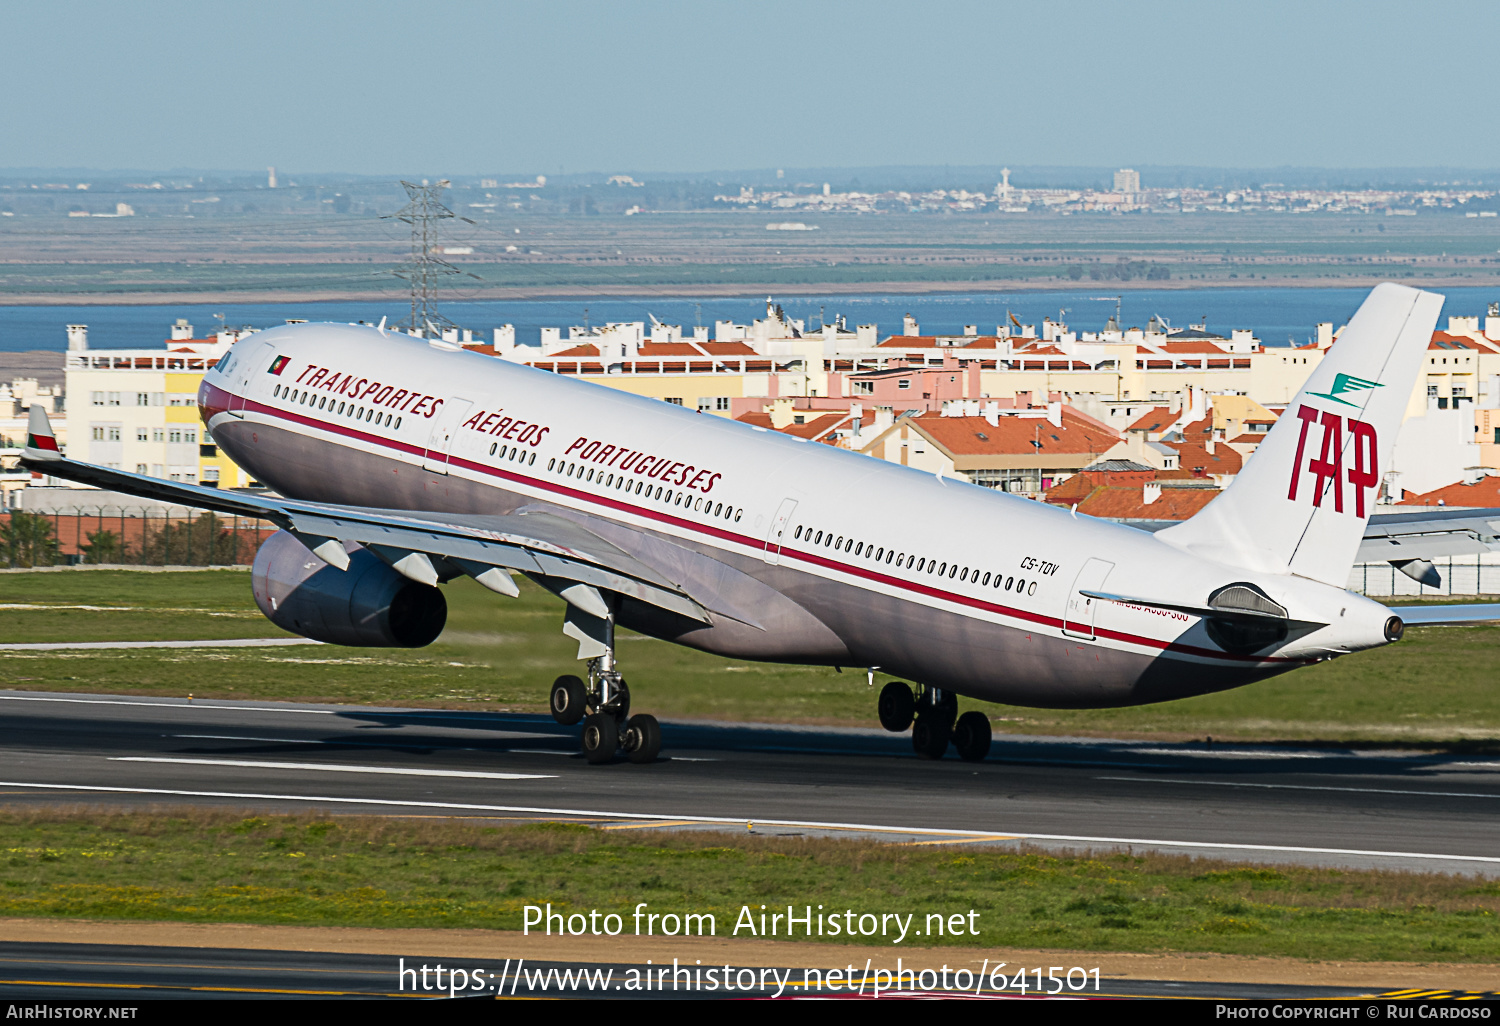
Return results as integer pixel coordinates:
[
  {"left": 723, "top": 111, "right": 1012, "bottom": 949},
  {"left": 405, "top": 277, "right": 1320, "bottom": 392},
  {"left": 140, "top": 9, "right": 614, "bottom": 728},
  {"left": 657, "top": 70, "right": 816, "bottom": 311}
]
[{"left": 213, "top": 385, "right": 1309, "bottom": 667}]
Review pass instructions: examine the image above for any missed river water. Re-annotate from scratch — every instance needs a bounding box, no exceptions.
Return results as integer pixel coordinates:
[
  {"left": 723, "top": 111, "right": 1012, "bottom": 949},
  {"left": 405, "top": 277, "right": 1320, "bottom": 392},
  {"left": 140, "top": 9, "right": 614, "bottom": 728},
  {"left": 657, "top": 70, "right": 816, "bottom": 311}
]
[{"left": 3, "top": 285, "right": 1498, "bottom": 353}]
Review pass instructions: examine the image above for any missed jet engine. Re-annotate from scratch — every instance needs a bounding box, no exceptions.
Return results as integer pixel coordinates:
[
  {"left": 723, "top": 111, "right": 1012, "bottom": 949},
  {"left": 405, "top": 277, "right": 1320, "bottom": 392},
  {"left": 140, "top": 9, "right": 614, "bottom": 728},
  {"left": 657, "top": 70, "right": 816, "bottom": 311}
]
[{"left": 251, "top": 530, "right": 446, "bottom": 647}]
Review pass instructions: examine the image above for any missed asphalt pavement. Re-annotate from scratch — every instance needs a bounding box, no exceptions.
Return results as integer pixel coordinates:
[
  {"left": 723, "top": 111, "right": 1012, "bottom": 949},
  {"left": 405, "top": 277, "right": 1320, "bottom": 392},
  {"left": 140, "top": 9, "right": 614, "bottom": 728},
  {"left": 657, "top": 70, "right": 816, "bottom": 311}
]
[{"left": 0, "top": 689, "right": 1497, "bottom": 876}]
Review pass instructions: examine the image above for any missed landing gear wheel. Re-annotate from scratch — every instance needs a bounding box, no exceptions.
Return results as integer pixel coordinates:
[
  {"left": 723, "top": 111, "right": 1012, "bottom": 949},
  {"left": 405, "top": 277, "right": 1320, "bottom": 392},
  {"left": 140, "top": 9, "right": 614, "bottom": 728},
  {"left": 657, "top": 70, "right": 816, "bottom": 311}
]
[
  {"left": 952, "top": 711, "right": 992, "bottom": 763},
  {"left": 550, "top": 675, "right": 587, "bottom": 725},
  {"left": 912, "top": 686, "right": 957, "bottom": 759},
  {"left": 911, "top": 716, "right": 951, "bottom": 759},
  {"left": 622, "top": 714, "right": 662, "bottom": 764},
  {"left": 581, "top": 713, "right": 618, "bottom": 764},
  {"left": 877, "top": 681, "right": 915, "bottom": 732}
]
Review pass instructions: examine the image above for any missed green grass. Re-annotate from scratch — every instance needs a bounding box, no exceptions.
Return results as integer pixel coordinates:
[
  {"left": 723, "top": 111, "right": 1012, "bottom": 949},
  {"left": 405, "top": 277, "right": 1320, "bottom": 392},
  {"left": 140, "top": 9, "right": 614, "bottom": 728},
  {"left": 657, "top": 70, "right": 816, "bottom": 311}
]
[
  {"left": 2, "top": 570, "right": 1499, "bottom": 745},
  {"left": 1, "top": 808, "right": 1496, "bottom": 961}
]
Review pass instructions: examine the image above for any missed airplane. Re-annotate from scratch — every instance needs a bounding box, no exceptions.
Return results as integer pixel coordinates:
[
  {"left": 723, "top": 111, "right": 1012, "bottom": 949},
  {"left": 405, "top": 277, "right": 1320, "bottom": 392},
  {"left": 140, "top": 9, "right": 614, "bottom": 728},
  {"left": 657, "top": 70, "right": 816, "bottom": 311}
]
[{"left": 22, "top": 283, "right": 1500, "bottom": 766}]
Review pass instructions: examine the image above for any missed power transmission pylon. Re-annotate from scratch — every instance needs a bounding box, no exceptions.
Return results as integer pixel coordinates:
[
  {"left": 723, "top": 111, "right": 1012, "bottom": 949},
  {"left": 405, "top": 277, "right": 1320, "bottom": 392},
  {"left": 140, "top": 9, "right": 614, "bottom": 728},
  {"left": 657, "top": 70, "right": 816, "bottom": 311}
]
[{"left": 385, "top": 179, "right": 468, "bottom": 335}]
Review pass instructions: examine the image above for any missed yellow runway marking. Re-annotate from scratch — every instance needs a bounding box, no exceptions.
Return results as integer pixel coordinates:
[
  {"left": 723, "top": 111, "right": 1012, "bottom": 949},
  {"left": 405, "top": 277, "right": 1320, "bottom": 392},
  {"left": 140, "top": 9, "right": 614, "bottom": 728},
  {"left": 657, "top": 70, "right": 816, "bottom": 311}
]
[
  {"left": 0, "top": 956, "right": 387, "bottom": 977},
  {"left": 0, "top": 978, "right": 421, "bottom": 998},
  {"left": 901, "top": 834, "right": 1019, "bottom": 846},
  {"left": 600, "top": 820, "right": 702, "bottom": 831}
]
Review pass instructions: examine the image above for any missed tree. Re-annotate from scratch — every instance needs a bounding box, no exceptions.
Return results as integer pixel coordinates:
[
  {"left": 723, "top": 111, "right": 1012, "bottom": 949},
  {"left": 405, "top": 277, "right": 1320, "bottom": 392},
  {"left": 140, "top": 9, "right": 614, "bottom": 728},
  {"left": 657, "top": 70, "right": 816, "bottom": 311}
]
[
  {"left": 1067, "top": 265, "right": 1084, "bottom": 280},
  {"left": 1, "top": 511, "right": 60, "bottom": 568},
  {"left": 139, "top": 512, "right": 252, "bottom": 566},
  {"left": 80, "top": 528, "right": 127, "bottom": 564}
]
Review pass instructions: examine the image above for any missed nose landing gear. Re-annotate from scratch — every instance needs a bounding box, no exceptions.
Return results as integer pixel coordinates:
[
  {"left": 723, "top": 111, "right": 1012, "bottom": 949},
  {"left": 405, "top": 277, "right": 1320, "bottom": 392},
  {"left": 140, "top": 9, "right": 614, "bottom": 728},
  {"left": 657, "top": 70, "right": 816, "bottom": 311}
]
[{"left": 876, "top": 679, "right": 990, "bottom": 762}]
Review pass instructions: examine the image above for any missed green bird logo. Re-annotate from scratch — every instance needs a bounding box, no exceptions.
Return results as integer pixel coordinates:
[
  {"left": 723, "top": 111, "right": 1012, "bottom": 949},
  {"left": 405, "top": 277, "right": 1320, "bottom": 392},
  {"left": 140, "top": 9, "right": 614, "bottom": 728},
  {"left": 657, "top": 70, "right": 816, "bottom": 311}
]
[{"left": 1307, "top": 372, "right": 1383, "bottom": 407}]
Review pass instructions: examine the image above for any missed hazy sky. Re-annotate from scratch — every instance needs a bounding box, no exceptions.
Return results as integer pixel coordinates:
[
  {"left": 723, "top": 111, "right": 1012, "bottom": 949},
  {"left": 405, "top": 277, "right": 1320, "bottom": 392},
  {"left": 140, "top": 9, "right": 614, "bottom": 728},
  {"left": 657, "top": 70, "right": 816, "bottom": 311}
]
[{"left": 5, "top": 0, "right": 1498, "bottom": 176}]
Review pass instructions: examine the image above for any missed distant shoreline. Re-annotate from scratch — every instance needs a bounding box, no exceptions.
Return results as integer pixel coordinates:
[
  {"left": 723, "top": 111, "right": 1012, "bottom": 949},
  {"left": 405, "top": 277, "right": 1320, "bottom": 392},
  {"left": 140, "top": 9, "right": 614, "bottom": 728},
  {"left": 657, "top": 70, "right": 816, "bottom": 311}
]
[{"left": 1, "top": 274, "right": 1491, "bottom": 306}]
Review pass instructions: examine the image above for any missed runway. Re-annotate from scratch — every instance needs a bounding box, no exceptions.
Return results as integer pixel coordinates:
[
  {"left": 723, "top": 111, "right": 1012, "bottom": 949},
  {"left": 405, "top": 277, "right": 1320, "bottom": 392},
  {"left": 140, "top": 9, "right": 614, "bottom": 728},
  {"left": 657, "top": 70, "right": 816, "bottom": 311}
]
[{"left": 1, "top": 689, "right": 1499, "bottom": 876}]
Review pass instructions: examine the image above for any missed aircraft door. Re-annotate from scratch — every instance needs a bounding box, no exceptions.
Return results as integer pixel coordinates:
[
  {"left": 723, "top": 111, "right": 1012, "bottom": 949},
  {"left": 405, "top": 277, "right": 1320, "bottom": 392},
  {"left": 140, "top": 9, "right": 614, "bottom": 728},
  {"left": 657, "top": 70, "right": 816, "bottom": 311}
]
[
  {"left": 763, "top": 498, "right": 798, "bottom": 565},
  {"left": 422, "top": 397, "right": 473, "bottom": 474},
  {"left": 1062, "top": 557, "right": 1114, "bottom": 640},
  {"left": 228, "top": 339, "right": 275, "bottom": 415}
]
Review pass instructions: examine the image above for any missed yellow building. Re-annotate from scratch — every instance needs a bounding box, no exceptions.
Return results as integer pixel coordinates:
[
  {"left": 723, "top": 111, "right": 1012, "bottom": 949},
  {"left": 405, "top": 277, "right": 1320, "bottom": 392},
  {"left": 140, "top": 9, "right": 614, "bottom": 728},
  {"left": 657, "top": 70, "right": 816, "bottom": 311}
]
[{"left": 63, "top": 323, "right": 256, "bottom": 488}]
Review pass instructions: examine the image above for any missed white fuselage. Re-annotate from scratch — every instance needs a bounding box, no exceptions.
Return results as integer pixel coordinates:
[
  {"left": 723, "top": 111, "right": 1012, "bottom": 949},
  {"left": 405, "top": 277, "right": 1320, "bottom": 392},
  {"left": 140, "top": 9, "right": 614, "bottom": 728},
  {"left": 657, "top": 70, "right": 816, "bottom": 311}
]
[{"left": 198, "top": 323, "right": 1394, "bottom": 708}]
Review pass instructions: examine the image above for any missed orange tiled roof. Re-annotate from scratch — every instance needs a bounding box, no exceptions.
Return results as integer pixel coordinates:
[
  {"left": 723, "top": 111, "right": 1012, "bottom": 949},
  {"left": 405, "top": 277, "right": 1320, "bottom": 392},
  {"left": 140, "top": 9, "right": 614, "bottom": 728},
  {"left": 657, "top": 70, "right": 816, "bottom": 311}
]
[
  {"left": 1126, "top": 407, "right": 1173, "bottom": 432},
  {"left": 547, "top": 343, "right": 601, "bottom": 358},
  {"left": 1160, "top": 340, "right": 1229, "bottom": 354},
  {"left": 1158, "top": 440, "right": 1242, "bottom": 478},
  {"left": 1068, "top": 486, "right": 1218, "bottom": 520},
  {"left": 914, "top": 414, "right": 1121, "bottom": 456},
  {"left": 734, "top": 411, "right": 851, "bottom": 440},
  {"left": 1398, "top": 476, "right": 1500, "bottom": 507}
]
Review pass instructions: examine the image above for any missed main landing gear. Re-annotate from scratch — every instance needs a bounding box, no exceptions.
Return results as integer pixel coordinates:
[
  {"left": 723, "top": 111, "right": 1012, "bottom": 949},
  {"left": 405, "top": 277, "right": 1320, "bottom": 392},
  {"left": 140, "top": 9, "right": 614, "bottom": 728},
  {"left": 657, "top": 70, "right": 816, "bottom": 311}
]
[
  {"left": 549, "top": 599, "right": 661, "bottom": 766},
  {"left": 877, "top": 680, "right": 991, "bottom": 762}
]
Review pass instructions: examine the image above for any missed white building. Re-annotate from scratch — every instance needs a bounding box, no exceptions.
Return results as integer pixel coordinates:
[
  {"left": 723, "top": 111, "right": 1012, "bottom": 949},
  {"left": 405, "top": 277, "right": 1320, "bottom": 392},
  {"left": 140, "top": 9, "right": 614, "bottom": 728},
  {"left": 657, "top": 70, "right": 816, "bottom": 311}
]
[{"left": 64, "top": 320, "right": 256, "bottom": 488}]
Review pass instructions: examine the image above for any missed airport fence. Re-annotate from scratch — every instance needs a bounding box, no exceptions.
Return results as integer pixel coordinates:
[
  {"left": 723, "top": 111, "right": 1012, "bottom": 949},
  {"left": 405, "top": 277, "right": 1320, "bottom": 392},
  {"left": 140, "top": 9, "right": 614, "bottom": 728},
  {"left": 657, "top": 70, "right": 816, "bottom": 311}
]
[
  {"left": 1348, "top": 555, "right": 1500, "bottom": 598},
  {"left": 0, "top": 507, "right": 277, "bottom": 568}
]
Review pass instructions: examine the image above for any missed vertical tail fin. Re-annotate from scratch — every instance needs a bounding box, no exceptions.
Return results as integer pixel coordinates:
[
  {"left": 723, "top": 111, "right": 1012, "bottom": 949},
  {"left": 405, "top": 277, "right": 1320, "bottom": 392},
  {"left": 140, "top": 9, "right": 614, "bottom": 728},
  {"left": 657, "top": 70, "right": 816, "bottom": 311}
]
[
  {"left": 23, "top": 404, "right": 61, "bottom": 460},
  {"left": 1158, "top": 282, "right": 1443, "bottom": 585}
]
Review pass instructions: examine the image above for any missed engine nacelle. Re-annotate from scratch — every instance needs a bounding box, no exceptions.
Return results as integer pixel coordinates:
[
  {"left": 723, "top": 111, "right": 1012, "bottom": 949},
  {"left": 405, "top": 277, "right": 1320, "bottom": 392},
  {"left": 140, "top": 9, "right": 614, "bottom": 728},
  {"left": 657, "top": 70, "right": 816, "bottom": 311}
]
[{"left": 251, "top": 530, "right": 446, "bottom": 647}]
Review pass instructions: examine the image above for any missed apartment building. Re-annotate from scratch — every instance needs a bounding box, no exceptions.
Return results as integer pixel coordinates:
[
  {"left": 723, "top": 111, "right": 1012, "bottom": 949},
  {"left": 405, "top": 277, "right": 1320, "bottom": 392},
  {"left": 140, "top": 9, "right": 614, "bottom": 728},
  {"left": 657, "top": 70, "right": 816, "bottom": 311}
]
[{"left": 63, "top": 321, "right": 253, "bottom": 488}]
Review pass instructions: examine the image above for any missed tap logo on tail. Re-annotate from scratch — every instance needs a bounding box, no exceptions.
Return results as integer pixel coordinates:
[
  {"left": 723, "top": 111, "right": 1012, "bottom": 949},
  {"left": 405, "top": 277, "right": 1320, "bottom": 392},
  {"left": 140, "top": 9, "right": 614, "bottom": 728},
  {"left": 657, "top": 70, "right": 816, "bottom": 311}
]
[{"left": 1307, "top": 372, "right": 1383, "bottom": 408}]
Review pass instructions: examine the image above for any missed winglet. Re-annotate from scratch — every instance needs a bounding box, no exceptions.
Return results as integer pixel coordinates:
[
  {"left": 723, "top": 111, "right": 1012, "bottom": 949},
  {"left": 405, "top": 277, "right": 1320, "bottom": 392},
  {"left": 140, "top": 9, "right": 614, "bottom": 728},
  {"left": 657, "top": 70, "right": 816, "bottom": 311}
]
[{"left": 23, "top": 405, "right": 61, "bottom": 461}]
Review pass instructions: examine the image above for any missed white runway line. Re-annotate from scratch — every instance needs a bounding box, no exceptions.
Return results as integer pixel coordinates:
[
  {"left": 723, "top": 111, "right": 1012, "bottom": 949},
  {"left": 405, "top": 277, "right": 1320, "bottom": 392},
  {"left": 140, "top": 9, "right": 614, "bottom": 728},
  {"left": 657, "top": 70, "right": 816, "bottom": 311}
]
[
  {"left": 1097, "top": 776, "right": 1500, "bottom": 800},
  {"left": 172, "top": 734, "right": 322, "bottom": 744},
  {"left": 0, "top": 779, "right": 1496, "bottom": 867},
  {"left": 109, "top": 757, "right": 554, "bottom": 781},
  {"left": 0, "top": 694, "right": 335, "bottom": 714},
  {"left": 0, "top": 638, "right": 324, "bottom": 651}
]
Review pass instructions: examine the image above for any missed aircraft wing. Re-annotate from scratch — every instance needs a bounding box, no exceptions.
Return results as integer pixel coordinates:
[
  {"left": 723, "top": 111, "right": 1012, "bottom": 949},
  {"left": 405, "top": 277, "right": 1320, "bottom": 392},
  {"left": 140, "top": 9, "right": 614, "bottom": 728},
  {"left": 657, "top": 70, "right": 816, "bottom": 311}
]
[
  {"left": 1357, "top": 507, "right": 1500, "bottom": 562},
  {"left": 20, "top": 411, "right": 709, "bottom": 625}
]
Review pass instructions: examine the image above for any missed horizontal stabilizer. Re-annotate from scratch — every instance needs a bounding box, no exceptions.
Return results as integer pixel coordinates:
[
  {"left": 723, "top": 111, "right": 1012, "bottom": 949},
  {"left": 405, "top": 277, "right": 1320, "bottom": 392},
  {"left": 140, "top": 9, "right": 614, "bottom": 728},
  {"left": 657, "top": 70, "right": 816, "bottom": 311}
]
[
  {"left": 1081, "top": 589, "right": 1326, "bottom": 630},
  {"left": 1388, "top": 603, "right": 1500, "bottom": 626}
]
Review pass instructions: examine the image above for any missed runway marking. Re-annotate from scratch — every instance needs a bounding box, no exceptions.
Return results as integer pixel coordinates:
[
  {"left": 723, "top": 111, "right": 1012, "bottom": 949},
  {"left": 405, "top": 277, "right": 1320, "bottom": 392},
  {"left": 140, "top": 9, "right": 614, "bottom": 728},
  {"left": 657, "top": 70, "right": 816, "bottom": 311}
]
[
  {"left": 902, "top": 835, "right": 1021, "bottom": 846},
  {"left": 0, "top": 977, "right": 411, "bottom": 997},
  {"left": 0, "top": 638, "right": 324, "bottom": 651},
  {"left": 1096, "top": 776, "right": 1500, "bottom": 800},
  {"left": 0, "top": 694, "right": 335, "bottom": 714},
  {"left": 109, "top": 757, "right": 555, "bottom": 781},
  {"left": 172, "top": 734, "right": 320, "bottom": 744},
  {"left": 170, "top": 732, "right": 565, "bottom": 745},
  {"left": 2, "top": 778, "right": 1497, "bottom": 867},
  {"left": 1129, "top": 748, "right": 1330, "bottom": 760},
  {"left": 0, "top": 955, "right": 390, "bottom": 978},
  {"left": 600, "top": 820, "right": 703, "bottom": 831}
]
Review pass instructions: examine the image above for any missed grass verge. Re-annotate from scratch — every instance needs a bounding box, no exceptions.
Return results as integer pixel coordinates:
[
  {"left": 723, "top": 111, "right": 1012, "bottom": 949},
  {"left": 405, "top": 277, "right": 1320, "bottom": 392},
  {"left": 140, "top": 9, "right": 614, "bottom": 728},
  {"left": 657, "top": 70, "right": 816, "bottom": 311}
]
[
  {"left": 3, "top": 570, "right": 1499, "bottom": 746},
  {"left": 1, "top": 808, "right": 1496, "bottom": 962}
]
